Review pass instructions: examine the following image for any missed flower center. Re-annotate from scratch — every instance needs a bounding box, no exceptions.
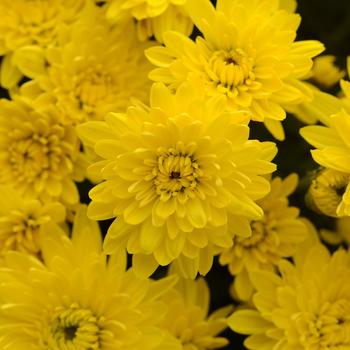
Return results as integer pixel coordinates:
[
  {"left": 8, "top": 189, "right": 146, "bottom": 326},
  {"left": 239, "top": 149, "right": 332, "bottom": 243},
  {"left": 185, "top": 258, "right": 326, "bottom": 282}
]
[
  {"left": 6, "top": 117, "right": 73, "bottom": 188},
  {"left": 307, "top": 169, "right": 350, "bottom": 217},
  {"left": 297, "top": 299, "right": 350, "bottom": 348},
  {"left": 205, "top": 49, "right": 255, "bottom": 94},
  {"left": 48, "top": 304, "right": 101, "bottom": 349},
  {"left": 153, "top": 146, "right": 202, "bottom": 201},
  {"left": 232, "top": 219, "right": 281, "bottom": 264},
  {"left": 73, "top": 65, "right": 113, "bottom": 114},
  {"left": 0, "top": 210, "right": 45, "bottom": 255}
]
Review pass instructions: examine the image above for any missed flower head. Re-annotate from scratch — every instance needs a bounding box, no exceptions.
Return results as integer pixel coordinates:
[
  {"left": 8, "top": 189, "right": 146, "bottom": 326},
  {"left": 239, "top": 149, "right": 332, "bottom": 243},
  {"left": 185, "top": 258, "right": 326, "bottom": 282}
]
[
  {"left": 103, "top": 0, "right": 193, "bottom": 42},
  {"left": 145, "top": 0, "right": 324, "bottom": 140},
  {"left": 78, "top": 83, "right": 277, "bottom": 278},
  {"left": 0, "top": 185, "right": 65, "bottom": 255},
  {"left": 0, "top": 206, "right": 178, "bottom": 349},
  {"left": 0, "top": 96, "right": 85, "bottom": 205},
  {"left": 220, "top": 174, "right": 307, "bottom": 301},
  {"left": 228, "top": 239, "right": 350, "bottom": 350},
  {"left": 306, "top": 168, "right": 350, "bottom": 217},
  {"left": 301, "top": 109, "right": 350, "bottom": 216},
  {"left": 161, "top": 277, "right": 231, "bottom": 350},
  {"left": 0, "top": 0, "right": 86, "bottom": 88},
  {"left": 16, "top": 4, "right": 153, "bottom": 126}
]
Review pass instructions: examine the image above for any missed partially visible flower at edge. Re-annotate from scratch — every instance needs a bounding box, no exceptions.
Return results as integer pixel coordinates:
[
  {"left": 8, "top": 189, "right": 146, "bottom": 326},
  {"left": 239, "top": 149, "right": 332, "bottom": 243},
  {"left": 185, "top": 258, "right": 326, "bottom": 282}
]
[{"left": 219, "top": 174, "right": 308, "bottom": 301}]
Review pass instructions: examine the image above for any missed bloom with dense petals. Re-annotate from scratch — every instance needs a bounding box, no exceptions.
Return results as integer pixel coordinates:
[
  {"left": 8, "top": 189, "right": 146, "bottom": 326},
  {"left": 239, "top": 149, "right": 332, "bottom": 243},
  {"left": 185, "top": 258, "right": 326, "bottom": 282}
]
[
  {"left": 0, "top": 0, "right": 86, "bottom": 88},
  {"left": 306, "top": 168, "right": 350, "bottom": 218},
  {"left": 301, "top": 109, "right": 350, "bottom": 217},
  {"left": 78, "top": 83, "right": 277, "bottom": 278},
  {"left": 146, "top": 0, "right": 324, "bottom": 140},
  {"left": 0, "top": 207, "right": 178, "bottom": 349},
  {"left": 0, "top": 96, "right": 85, "bottom": 205},
  {"left": 228, "top": 241, "right": 350, "bottom": 350},
  {"left": 0, "top": 185, "right": 65, "bottom": 255},
  {"left": 103, "top": 0, "right": 193, "bottom": 43},
  {"left": 219, "top": 174, "right": 307, "bottom": 301},
  {"left": 161, "top": 277, "right": 231, "bottom": 349},
  {"left": 16, "top": 4, "right": 153, "bottom": 126}
]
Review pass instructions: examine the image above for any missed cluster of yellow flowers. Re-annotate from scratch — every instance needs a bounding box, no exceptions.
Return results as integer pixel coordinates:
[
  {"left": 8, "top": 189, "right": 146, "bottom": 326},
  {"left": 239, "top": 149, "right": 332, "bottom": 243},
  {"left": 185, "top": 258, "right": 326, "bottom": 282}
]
[{"left": 0, "top": 0, "right": 349, "bottom": 349}]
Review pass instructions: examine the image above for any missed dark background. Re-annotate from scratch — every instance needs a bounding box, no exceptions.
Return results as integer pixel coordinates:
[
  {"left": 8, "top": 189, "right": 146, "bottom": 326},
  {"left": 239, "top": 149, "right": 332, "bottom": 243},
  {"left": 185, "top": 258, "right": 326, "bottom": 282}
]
[{"left": 0, "top": 1, "right": 349, "bottom": 349}]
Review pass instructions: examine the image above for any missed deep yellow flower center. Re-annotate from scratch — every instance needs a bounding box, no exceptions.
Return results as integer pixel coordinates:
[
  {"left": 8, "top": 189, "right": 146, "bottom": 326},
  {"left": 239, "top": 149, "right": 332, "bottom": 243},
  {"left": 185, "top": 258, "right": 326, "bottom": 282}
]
[
  {"left": 233, "top": 219, "right": 280, "bottom": 263},
  {"left": 298, "top": 299, "right": 350, "bottom": 348},
  {"left": 0, "top": 210, "right": 44, "bottom": 255},
  {"left": 9, "top": 0, "right": 59, "bottom": 46},
  {"left": 49, "top": 304, "right": 101, "bottom": 349},
  {"left": 307, "top": 169, "right": 349, "bottom": 217},
  {"left": 7, "top": 119, "right": 69, "bottom": 185},
  {"left": 73, "top": 65, "right": 113, "bottom": 112},
  {"left": 205, "top": 49, "right": 255, "bottom": 94},
  {"left": 153, "top": 146, "right": 203, "bottom": 201}
]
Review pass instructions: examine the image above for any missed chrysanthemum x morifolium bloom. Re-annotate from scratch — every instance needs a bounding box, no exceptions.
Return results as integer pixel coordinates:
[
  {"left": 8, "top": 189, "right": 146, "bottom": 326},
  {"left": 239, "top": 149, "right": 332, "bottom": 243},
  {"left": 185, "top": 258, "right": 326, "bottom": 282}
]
[
  {"left": 219, "top": 174, "right": 308, "bottom": 301},
  {"left": 145, "top": 0, "right": 324, "bottom": 141},
  {"left": 301, "top": 109, "right": 350, "bottom": 216},
  {"left": 0, "top": 0, "right": 86, "bottom": 89},
  {"left": 103, "top": 0, "right": 193, "bottom": 43},
  {"left": 310, "top": 55, "right": 345, "bottom": 88},
  {"left": 0, "top": 96, "right": 85, "bottom": 205},
  {"left": 320, "top": 216, "right": 350, "bottom": 246},
  {"left": 0, "top": 206, "right": 179, "bottom": 349},
  {"left": 305, "top": 168, "right": 350, "bottom": 217},
  {"left": 14, "top": 5, "right": 153, "bottom": 126},
  {"left": 0, "top": 185, "right": 65, "bottom": 256},
  {"left": 161, "top": 277, "right": 232, "bottom": 350},
  {"left": 228, "top": 237, "right": 350, "bottom": 350},
  {"left": 77, "top": 83, "right": 277, "bottom": 278}
]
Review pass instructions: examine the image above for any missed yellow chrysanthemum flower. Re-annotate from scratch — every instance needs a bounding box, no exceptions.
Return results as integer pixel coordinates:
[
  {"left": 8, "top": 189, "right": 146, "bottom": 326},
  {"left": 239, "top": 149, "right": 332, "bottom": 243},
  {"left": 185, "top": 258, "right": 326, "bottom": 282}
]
[
  {"left": 14, "top": 4, "right": 152, "bottom": 126},
  {"left": 301, "top": 109, "right": 350, "bottom": 217},
  {"left": 219, "top": 174, "right": 307, "bottom": 301},
  {"left": 103, "top": 0, "right": 193, "bottom": 43},
  {"left": 78, "top": 83, "right": 277, "bottom": 278},
  {"left": 161, "top": 277, "right": 231, "bottom": 349},
  {"left": 306, "top": 168, "right": 350, "bottom": 217},
  {"left": 228, "top": 239, "right": 350, "bottom": 350},
  {"left": 311, "top": 55, "right": 345, "bottom": 89},
  {"left": 145, "top": 0, "right": 324, "bottom": 140},
  {"left": 320, "top": 216, "right": 350, "bottom": 246},
  {"left": 0, "top": 185, "right": 65, "bottom": 255},
  {"left": 0, "top": 0, "right": 86, "bottom": 89},
  {"left": 0, "top": 96, "right": 85, "bottom": 205},
  {"left": 0, "top": 207, "right": 179, "bottom": 349}
]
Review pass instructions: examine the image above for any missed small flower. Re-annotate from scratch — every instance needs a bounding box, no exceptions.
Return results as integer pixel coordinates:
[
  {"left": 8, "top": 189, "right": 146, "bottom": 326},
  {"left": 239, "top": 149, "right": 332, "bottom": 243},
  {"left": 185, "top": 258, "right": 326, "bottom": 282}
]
[
  {"left": 0, "top": 207, "right": 178, "bottom": 349},
  {"left": 103, "top": 0, "right": 193, "bottom": 42},
  {"left": 15, "top": 4, "right": 153, "bottom": 126},
  {"left": 145, "top": 0, "right": 324, "bottom": 140},
  {"left": 0, "top": 0, "right": 86, "bottom": 88},
  {"left": 0, "top": 96, "right": 85, "bottom": 205},
  {"left": 301, "top": 109, "right": 350, "bottom": 216},
  {"left": 78, "top": 83, "right": 277, "bottom": 278},
  {"left": 306, "top": 168, "right": 350, "bottom": 217},
  {"left": 161, "top": 277, "right": 231, "bottom": 350},
  {"left": 228, "top": 240, "right": 350, "bottom": 350},
  {"left": 0, "top": 185, "right": 65, "bottom": 255},
  {"left": 311, "top": 55, "right": 345, "bottom": 88},
  {"left": 219, "top": 174, "right": 307, "bottom": 301}
]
